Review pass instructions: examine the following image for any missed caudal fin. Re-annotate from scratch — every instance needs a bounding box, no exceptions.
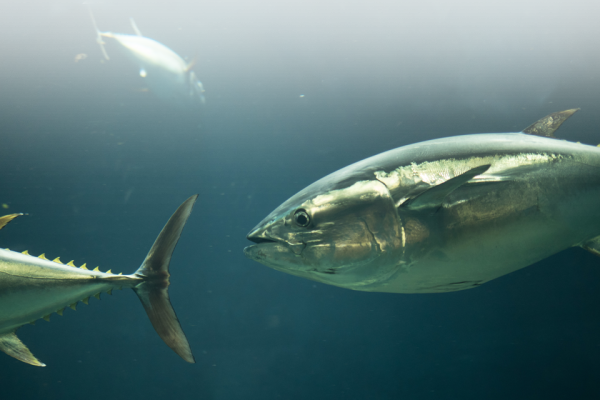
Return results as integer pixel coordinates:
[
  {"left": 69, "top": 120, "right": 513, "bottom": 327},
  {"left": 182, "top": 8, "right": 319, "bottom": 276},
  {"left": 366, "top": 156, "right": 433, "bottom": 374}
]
[
  {"left": 87, "top": 6, "right": 110, "bottom": 60},
  {"left": 133, "top": 195, "right": 198, "bottom": 363}
]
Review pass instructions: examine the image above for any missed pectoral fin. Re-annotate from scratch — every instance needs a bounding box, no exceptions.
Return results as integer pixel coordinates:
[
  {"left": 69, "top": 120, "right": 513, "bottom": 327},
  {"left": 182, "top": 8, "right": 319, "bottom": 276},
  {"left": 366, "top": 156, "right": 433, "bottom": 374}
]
[
  {"left": 185, "top": 57, "right": 197, "bottom": 72},
  {"left": 401, "top": 164, "right": 491, "bottom": 213},
  {"left": 130, "top": 17, "right": 143, "bottom": 37},
  {"left": 0, "top": 332, "right": 46, "bottom": 367}
]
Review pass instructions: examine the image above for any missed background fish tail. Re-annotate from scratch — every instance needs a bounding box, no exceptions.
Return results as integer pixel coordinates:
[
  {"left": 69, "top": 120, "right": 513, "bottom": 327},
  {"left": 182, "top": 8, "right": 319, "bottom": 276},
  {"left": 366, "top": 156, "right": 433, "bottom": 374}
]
[
  {"left": 133, "top": 195, "right": 198, "bottom": 363},
  {"left": 87, "top": 6, "right": 110, "bottom": 60}
]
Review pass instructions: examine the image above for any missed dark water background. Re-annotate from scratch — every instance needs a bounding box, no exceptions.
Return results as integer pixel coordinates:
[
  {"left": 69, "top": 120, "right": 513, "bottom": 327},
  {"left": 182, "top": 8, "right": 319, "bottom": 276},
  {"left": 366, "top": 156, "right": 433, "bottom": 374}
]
[{"left": 2, "top": 0, "right": 600, "bottom": 399}]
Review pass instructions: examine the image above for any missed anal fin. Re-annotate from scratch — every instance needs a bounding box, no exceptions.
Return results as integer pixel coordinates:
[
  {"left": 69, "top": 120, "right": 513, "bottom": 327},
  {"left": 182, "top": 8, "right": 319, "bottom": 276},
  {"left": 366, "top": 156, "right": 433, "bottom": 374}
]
[{"left": 0, "top": 332, "right": 45, "bottom": 367}]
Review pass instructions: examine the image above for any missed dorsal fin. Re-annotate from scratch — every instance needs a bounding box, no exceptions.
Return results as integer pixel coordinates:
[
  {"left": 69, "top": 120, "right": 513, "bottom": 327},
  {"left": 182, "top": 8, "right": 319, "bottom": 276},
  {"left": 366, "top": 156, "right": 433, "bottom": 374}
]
[
  {"left": 0, "top": 214, "right": 22, "bottom": 231},
  {"left": 581, "top": 236, "right": 600, "bottom": 257},
  {"left": 130, "top": 17, "right": 143, "bottom": 36},
  {"left": 522, "top": 109, "right": 579, "bottom": 138}
]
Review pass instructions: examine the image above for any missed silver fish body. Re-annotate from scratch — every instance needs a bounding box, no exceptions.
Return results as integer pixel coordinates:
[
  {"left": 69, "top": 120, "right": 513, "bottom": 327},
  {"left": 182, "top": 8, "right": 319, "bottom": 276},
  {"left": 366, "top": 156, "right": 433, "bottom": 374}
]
[
  {"left": 0, "top": 249, "right": 135, "bottom": 335},
  {"left": 90, "top": 11, "right": 205, "bottom": 105},
  {"left": 104, "top": 32, "right": 205, "bottom": 103},
  {"left": 245, "top": 110, "right": 600, "bottom": 293},
  {"left": 0, "top": 195, "right": 198, "bottom": 367}
]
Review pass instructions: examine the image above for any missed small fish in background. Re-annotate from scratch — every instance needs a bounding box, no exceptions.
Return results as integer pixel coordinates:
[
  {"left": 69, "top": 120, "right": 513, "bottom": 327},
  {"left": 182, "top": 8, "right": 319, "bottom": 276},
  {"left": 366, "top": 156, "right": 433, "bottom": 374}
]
[
  {"left": 88, "top": 8, "right": 205, "bottom": 105},
  {"left": 0, "top": 195, "right": 198, "bottom": 367},
  {"left": 74, "top": 53, "right": 87, "bottom": 63}
]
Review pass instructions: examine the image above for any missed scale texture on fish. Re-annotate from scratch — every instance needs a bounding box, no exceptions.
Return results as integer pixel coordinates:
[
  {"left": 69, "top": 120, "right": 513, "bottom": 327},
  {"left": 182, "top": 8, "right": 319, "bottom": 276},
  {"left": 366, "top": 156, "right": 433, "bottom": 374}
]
[
  {"left": 0, "top": 195, "right": 198, "bottom": 367},
  {"left": 245, "top": 109, "right": 600, "bottom": 294}
]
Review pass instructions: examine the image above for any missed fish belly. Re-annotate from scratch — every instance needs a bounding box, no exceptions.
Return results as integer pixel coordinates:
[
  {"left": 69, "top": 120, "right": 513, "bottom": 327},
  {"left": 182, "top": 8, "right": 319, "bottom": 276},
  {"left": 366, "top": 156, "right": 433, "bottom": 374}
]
[{"left": 0, "top": 271, "right": 114, "bottom": 333}]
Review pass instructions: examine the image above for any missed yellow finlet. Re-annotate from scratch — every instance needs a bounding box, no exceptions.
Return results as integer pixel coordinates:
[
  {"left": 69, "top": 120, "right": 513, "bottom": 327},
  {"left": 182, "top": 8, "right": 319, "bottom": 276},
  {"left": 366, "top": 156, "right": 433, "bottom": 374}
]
[
  {"left": 38, "top": 253, "right": 48, "bottom": 260},
  {"left": 67, "top": 260, "right": 76, "bottom": 267},
  {"left": 93, "top": 266, "right": 99, "bottom": 272},
  {"left": 94, "top": 293, "right": 101, "bottom": 300},
  {"left": 21, "top": 250, "right": 29, "bottom": 255},
  {"left": 107, "top": 289, "right": 113, "bottom": 295},
  {"left": 80, "top": 263, "right": 88, "bottom": 270},
  {"left": 56, "top": 308, "right": 64, "bottom": 316},
  {"left": 43, "top": 314, "right": 50, "bottom": 322},
  {"left": 118, "top": 272, "right": 122, "bottom": 275},
  {"left": 69, "top": 303, "right": 77, "bottom": 311},
  {"left": 106, "top": 269, "right": 112, "bottom": 274},
  {"left": 53, "top": 257, "right": 63, "bottom": 264},
  {"left": 82, "top": 297, "right": 89, "bottom": 305}
]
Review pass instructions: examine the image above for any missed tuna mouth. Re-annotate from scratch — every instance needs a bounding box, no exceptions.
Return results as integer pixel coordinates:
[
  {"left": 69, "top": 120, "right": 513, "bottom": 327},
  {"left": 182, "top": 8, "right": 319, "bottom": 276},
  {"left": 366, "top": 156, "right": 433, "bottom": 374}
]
[
  {"left": 246, "top": 227, "right": 278, "bottom": 245},
  {"left": 245, "top": 230, "right": 306, "bottom": 258},
  {"left": 246, "top": 236, "right": 277, "bottom": 245},
  {"left": 243, "top": 238, "right": 280, "bottom": 262}
]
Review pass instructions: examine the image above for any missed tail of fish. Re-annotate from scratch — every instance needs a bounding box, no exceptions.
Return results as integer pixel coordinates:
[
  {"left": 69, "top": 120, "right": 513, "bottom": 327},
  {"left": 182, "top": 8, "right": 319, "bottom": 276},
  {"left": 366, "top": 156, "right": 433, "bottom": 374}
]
[
  {"left": 132, "top": 194, "right": 198, "bottom": 363},
  {"left": 0, "top": 196, "right": 197, "bottom": 367},
  {"left": 87, "top": 6, "right": 110, "bottom": 60}
]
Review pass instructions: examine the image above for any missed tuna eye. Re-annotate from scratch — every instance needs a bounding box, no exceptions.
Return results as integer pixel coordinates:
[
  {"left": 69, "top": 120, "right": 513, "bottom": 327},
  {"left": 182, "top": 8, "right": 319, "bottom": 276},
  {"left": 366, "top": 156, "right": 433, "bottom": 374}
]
[{"left": 294, "top": 209, "right": 310, "bottom": 227}]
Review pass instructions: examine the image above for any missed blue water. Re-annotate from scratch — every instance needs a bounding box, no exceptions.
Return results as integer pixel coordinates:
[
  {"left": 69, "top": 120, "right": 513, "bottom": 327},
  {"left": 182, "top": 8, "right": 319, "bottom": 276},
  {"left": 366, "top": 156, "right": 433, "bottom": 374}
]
[{"left": 2, "top": 0, "right": 600, "bottom": 399}]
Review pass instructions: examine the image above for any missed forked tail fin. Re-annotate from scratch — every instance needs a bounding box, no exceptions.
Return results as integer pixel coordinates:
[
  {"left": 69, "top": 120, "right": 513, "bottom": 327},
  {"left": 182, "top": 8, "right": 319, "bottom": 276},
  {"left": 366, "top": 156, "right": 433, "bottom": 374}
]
[
  {"left": 133, "top": 195, "right": 198, "bottom": 363},
  {"left": 88, "top": 6, "right": 110, "bottom": 60}
]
